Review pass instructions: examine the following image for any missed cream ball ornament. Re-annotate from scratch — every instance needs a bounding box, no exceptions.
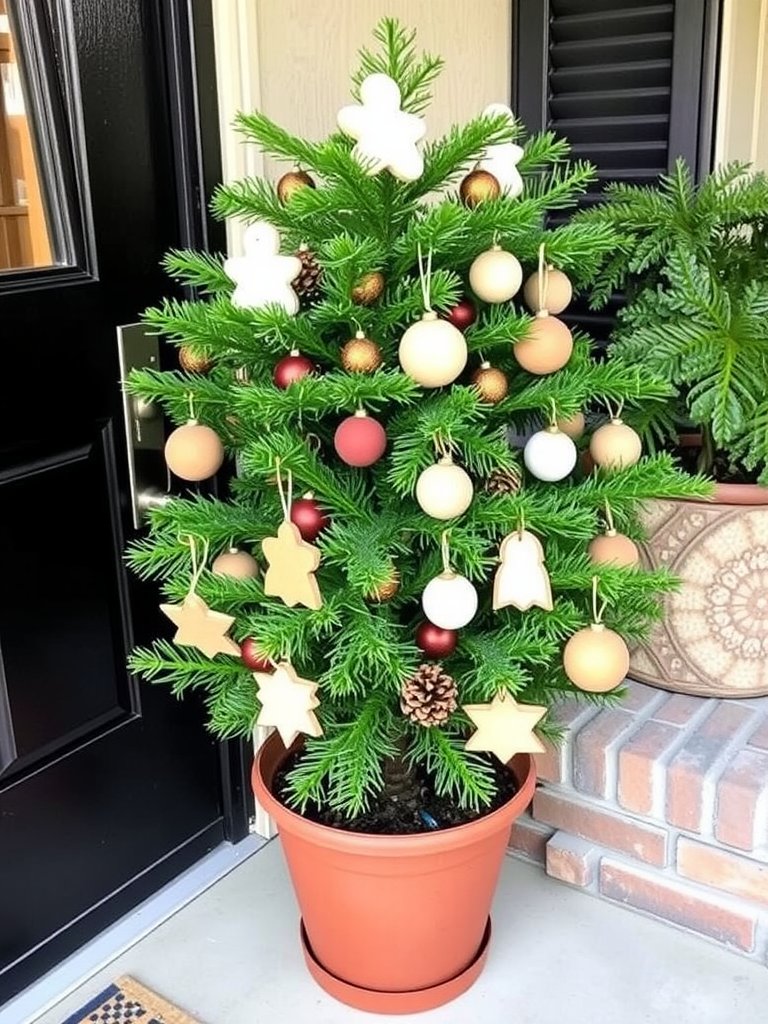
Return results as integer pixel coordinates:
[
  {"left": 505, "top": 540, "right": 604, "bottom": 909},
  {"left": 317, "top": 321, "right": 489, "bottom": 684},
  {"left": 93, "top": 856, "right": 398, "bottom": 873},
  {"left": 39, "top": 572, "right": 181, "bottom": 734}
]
[
  {"left": 514, "top": 313, "right": 573, "bottom": 375},
  {"left": 590, "top": 418, "right": 642, "bottom": 470},
  {"left": 563, "top": 623, "right": 630, "bottom": 693},
  {"left": 164, "top": 420, "right": 225, "bottom": 482},
  {"left": 422, "top": 571, "right": 478, "bottom": 630},
  {"left": 212, "top": 547, "right": 260, "bottom": 579},
  {"left": 523, "top": 267, "right": 573, "bottom": 315},
  {"left": 398, "top": 311, "right": 467, "bottom": 387},
  {"left": 469, "top": 244, "right": 522, "bottom": 303},
  {"left": 588, "top": 531, "right": 641, "bottom": 568},
  {"left": 416, "top": 456, "right": 474, "bottom": 520},
  {"left": 523, "top": 425, "right": 577, "bottom": 482}
]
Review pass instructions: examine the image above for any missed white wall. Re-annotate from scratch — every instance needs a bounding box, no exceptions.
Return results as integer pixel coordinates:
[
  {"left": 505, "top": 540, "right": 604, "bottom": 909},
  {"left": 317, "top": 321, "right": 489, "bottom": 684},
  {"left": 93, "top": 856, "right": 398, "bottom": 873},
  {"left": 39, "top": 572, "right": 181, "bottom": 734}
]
[{"left": 715, "top": 0, "right": 768, "bottom": 170}]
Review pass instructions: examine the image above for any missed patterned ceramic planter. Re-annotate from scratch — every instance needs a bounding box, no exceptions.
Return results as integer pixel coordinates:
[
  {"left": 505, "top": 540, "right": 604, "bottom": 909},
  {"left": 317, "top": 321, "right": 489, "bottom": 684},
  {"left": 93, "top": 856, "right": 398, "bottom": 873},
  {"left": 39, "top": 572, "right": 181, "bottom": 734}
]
[{"left": 631, "top": 485, "right": 768, "bottom": 698}]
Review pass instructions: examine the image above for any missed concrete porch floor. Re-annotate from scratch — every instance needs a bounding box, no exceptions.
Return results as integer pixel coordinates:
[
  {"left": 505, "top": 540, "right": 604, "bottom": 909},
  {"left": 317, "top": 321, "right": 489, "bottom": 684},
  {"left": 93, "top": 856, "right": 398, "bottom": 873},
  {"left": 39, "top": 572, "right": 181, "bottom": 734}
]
[{"left": 28, "top": 840, "right": 768, "bottom": 1024}]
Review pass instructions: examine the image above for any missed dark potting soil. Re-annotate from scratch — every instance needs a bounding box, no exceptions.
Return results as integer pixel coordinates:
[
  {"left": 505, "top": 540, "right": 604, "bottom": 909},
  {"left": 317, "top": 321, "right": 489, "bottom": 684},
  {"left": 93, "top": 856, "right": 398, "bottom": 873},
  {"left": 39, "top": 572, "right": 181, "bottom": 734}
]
[{"left": 272, "top": 748, "right": 518, "bottom": 834}]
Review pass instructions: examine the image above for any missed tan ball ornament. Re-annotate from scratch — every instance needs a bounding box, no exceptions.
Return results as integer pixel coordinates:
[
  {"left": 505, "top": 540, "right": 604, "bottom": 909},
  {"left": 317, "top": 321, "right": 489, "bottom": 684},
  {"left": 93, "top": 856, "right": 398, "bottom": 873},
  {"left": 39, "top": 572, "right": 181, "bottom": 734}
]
[
  {"left": 366, "top": 566, "right": 400, "bottom": 602},
  {"left": 398, "top": 311, "right": 467, "bottom": 387},
  {"left": 514, "top": 313, "right": 573, "bottom": 375},
  {"left": 563, "top": 623, "right": 630, "bottom": 693},
  {"left": 212, "top": 547, "right": 260, "bottom": 578},
  {"left": 471, "top": 361, "right": 509, "bottom": 404},
  {"left": 523, "top": 267, "right": 573, "bottom": 315},
  {"left": 469, "top": 244, "right": 522, "bottom": 303},
  {"left": 588, "top": 531, "right": 641, "bottom": 568},
  {"left": 164, "top": 420, "right": 225, "bottom": 481},
  {"left": 416, "top": 455, "right": 474, "bottom": 520},
  {"left": 557, "top": 410, "right": 585, "bottom": 439},
  {"left": 590, "top": 417, "right": 642, "bottom": 470},
  {"left": 341, "top": 330, "right": 383, "bottom": 373}
]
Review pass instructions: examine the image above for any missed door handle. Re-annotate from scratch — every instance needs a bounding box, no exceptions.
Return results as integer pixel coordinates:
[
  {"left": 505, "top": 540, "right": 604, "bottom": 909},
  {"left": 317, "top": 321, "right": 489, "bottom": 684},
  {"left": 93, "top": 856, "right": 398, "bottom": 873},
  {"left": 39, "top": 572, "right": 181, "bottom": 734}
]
[{"left": 117, "top": 323, "right": 170, "bottom": 529}]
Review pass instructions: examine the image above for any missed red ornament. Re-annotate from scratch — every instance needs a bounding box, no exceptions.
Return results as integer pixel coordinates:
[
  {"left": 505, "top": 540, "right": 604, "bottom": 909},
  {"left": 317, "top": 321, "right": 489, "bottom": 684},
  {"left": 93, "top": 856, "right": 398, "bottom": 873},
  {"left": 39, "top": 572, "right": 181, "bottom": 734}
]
[
  {"left": 415, "top": 621, "right": 458, "bottom": 658},
  {"left": 443, "top": 298, "right": 476, "bottom": 332},
  {"left": 334, "top": 410, "right": 387, "bottom": 467},
  {"left": 240, "top": 638, "right": 272, "bottom": 672},
  {"left": 290, "top": 495, "right": 330, "bottom": 542},
  {"left": 273, "top": 349, "right": 316, "bottom": 389}
]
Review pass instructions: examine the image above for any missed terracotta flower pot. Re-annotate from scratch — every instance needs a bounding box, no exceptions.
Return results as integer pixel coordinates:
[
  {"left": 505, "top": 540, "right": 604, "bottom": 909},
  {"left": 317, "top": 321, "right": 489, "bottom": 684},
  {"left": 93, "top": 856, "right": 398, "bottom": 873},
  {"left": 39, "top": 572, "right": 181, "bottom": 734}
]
[
  {"left": 632, "top": 480, "right": 768, "bottom": 698},
  {"left": 252, "top": 733, "right": 536, "bottom": 1014}
]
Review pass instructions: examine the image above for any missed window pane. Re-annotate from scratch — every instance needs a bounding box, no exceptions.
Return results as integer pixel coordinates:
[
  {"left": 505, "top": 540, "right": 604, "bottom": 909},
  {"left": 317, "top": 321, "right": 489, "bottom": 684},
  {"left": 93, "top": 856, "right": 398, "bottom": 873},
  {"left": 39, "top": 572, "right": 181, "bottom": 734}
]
[{"left": 0, "top": 0, "right": 55, "bottom": 270}]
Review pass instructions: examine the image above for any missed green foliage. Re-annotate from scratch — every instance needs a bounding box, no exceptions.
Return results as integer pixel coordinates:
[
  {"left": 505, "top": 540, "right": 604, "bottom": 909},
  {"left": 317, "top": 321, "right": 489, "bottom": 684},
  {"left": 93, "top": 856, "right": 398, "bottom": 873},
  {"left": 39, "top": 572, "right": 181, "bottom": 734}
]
[
  {"left": 126, "top": 20, "right": 702, "bottom": 818},
  {"left": 576, "top": 160, "right": 768, "bottom": 480}
]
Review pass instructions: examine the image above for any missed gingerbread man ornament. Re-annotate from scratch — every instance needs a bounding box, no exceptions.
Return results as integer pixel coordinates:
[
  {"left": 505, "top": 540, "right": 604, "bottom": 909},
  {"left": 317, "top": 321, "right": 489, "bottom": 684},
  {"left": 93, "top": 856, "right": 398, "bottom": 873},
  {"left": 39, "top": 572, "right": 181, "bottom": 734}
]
[
  {"left": 478, "top": 103, "right": 524, "bottom": 198},
  {"left": 224, "top": 222, "right": 302, "bottom": 314}
]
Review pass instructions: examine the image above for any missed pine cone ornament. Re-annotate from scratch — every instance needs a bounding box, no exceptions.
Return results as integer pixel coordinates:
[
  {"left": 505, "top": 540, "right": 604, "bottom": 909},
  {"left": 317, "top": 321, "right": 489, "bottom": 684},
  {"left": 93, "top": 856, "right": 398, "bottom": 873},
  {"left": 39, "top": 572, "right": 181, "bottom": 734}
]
[
  {"left": 401, "top": 664, "right": 458, "bottom": 727},
  {"left": 293, "top": 246, "right": 323, "bottom": 308},
  {"left": 485, "top": 464, "right": 523, "bottom": 496}
]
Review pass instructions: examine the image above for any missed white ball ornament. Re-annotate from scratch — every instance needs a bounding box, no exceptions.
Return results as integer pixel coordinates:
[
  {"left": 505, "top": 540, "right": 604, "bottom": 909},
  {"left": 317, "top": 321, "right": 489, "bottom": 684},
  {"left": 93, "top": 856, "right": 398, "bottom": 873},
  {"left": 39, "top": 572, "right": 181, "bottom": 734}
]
[
  {"left": 398, "top": 311, "right": 467, "bottom": 387},
  {"left": 416, "top": 456, "right": 474, "bottom": 520},
  {"left": 469, "top": 245, "right": 522, "bottom": 303},
  {"left": 523, "top": 426, "right": 577, "bottom": 482},
  {"left": 422, "top": 571, "right": 478, "bottom": 630},
  {"left": 590, "top": 418, "right": 643, "bottom": 470},
  {"left": 337, "top": 73, "right": 426, "bottom": 182}
]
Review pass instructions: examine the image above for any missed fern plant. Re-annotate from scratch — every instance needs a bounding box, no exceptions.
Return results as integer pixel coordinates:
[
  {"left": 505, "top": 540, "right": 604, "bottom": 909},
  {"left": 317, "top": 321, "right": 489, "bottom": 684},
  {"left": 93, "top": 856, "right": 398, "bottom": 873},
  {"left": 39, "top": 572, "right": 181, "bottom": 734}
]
[{"left": 578, "top": 160, "right": 768, "bottom": 481}]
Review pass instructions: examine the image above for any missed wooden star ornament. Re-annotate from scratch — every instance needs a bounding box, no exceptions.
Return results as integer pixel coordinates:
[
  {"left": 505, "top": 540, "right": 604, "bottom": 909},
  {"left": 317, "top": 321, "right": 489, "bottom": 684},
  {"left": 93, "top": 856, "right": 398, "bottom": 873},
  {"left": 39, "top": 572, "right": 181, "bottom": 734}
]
[
  {"left": 160, "top": 592, "right": 240, "bottom": 658},
  {"left": 255, "top": 661, "right": 323, "bottom": 747},
  {"left": 463, "top": 691, "right": 546, "bottom": 764},
  {"left": 262, "top": 520, "right": 323, "bottom": 610}
]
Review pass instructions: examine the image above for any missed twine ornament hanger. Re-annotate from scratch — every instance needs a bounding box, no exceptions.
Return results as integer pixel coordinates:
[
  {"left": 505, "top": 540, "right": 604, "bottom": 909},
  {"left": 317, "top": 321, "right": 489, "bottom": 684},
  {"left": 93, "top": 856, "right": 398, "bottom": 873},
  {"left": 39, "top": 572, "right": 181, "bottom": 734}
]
[
  {"left": 591, "top": 575, "right": 608, "bottom": 625},
  {"left": 417, "top": 242, "right": 434, "bottom": 313},
  {"left": 537, "top": 242, "right": 549, "bottom": 316}
]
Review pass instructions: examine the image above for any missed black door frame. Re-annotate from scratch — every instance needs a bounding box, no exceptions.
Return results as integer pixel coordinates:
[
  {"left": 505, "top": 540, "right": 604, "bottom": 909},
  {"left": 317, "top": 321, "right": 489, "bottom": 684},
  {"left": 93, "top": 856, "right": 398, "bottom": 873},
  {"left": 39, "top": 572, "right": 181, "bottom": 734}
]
[
  {"left": 10, "top": 0, "right": 251, "bottom": 838},
  {"left": 156, "top": 0, "right": 253, "bottom": 845}
]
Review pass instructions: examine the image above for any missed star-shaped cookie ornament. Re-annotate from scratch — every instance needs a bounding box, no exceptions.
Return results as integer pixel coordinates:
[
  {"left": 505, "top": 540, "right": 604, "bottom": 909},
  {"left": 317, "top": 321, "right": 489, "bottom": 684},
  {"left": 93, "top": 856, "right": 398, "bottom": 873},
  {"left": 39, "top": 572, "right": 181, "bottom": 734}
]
[
  {"left": 463, "top": 691, "right": 546, "bottom": 764},
  {"left": 255, "top": 661, "right": 323, "bottom": 747},
  {"left": 160, "top": 592, "right": 240, "bottom": 658},
  {"left": 337, "top": 73, "right": 426, "bottom": 182},
  {"left": 478, "top": 103, "right": 524, "bottom": 198},
  {"left": 224, "top": 221, "right": 302, "bottom": 314},
  {"left": 262, "top": 520, "right": 323, "bottom": 610}
]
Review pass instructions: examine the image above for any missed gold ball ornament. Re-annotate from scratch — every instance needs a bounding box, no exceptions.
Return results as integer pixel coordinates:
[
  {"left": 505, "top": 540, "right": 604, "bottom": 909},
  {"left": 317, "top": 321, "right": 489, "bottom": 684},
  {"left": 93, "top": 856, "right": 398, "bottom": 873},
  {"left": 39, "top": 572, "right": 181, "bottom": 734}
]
[
  {"left": 415, "top": 455, "right": 474, "bottom": 520},
  {"left": 471, "top": 361, "right": 509, "bottom": 404},
  {"left": 469, "top": 244, "right": 523, "bottom": 303},
  {"left": 588, "top": 531, "right": 641, "bottom": 568},
  {"left": 367, "top": 567, "right": 400, "bottom": 602},
  {"left": 277, "top": 169, "right": 315, "bottom": 204},
  {"left": 178, "top": 346, "right": 213, "bottom": 373},
  {"left": 589, "top": 418, "right": 643, "bottom": 470},
  {"left": 212, "top": 547, "right": 260, "bottom": 578},
  {"left": 557, "top": 410, "right": 585, "bottom": 439},
  {"left": 460, "top": 169, "right": 501, "bottom": 208},
  {"left": 341, "top": 330, "right": 383, "bottom": 373},
  {"left": 398, "top": 311, "right": 467, "bottom": 388},
  {"left": 351, "top": 271, "right": 385, "bottom": 306},
  {"left": 514, "top": 313, "right": 573, "bottom": 375},
  {"left": 563, "top": 623, "right": 630, "bottom": 693},
  {"left": 164, "top": 420, "right": 225, "bottom": 481},
  {"left": 523, "top": 267, "right": 573, "bottom": 315}
]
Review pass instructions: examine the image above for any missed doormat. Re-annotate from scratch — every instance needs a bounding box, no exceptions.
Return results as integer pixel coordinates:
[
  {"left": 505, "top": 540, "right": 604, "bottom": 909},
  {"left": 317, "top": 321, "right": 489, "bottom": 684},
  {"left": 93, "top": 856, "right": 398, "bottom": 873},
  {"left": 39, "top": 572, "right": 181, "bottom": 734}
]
[{"left": 60, "top": 974, "right": 204, "bottom": 1024}]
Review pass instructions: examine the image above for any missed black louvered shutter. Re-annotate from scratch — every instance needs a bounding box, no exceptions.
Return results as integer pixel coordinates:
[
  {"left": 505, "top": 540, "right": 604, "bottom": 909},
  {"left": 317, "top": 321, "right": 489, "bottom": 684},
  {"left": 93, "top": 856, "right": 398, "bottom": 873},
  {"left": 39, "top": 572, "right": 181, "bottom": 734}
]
[{"left": 512, "top": 0, "right": 720, "bottom": 337}]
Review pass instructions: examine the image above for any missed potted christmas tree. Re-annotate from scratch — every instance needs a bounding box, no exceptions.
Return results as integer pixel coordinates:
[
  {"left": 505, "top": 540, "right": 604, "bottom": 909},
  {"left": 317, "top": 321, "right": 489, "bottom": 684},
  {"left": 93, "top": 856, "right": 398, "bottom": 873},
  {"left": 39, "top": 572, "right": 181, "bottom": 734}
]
[
  {"left": 577, "top": 162, "right": 768, "bottom": 697},
  {"left": 126, "top": 21, "right": 704, "bottom": 1014}
]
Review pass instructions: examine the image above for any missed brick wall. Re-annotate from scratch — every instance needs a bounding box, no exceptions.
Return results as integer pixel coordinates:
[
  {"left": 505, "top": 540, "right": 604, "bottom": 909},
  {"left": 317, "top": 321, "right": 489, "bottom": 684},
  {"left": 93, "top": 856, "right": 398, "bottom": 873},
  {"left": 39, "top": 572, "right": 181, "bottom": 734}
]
[{"left": 508, "top": 680, "right": 768, "bottom": 962}]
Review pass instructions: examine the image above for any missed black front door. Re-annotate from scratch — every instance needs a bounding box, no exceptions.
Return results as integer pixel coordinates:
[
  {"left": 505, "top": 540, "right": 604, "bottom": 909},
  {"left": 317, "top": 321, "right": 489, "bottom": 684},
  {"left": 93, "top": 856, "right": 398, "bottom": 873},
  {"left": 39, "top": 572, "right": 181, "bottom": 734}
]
[{"left": 0, "top": 0, "right": 248, "bottom": 1001}]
